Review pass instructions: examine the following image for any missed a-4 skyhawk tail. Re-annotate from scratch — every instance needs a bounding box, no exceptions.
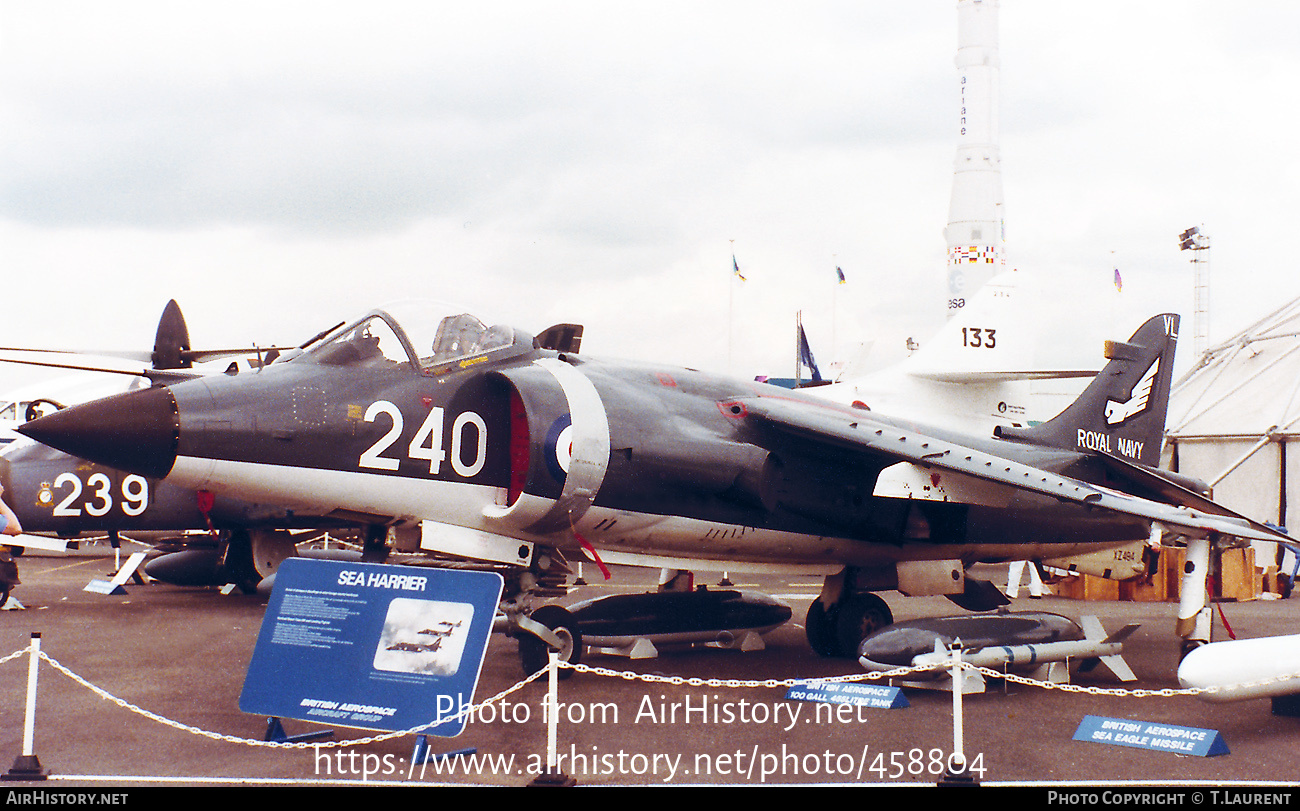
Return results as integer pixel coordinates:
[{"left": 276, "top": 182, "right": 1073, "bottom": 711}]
[{"left": 14, "top": 303, "right": 1290, "bottom": 666}]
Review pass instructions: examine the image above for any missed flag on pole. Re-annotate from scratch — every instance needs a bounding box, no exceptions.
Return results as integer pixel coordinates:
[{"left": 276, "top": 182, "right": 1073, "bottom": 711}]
[
  {"left": 836, "top": 266, "right": 846, "bottom": 284},
  {"left": 1113, "top": 268, "right": 1123, "bottom": 292},
  {"left": 733, "top": 254, "right": 746, "bottom": 282}
]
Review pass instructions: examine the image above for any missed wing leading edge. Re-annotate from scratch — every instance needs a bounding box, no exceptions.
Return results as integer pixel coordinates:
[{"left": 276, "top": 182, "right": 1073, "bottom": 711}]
[{"left": 742, "top": 396, "right": 1288, "bottom": 545}]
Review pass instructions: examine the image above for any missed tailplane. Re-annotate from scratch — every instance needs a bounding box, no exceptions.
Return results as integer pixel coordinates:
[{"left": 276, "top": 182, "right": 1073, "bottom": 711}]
[{"left": 995, "top": 313, "right": 1179, "bottom": 467}]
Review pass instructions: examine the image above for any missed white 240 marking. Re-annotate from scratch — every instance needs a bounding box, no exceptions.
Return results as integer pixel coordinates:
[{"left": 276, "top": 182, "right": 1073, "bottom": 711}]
[
  {"left": 359, "top": 401, "right": 487, "bottom": 477},
  {"left": 52, "top": 472, "right": 150, "bottom": 517}
]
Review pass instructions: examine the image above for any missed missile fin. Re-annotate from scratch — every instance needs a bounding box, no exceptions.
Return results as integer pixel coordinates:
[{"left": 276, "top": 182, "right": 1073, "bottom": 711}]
[
  {"left": 1099, "top": 654, "right": 1137, "bottom": 682},
  {"left": 1103, "top": 623, "right": 1141, "bottom": 645}
]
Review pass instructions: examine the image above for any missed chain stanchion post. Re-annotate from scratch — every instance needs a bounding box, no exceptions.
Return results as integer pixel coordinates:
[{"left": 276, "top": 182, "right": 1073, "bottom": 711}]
[
  {"left": 4, "top": 633, "right": 48, "bottom": 781},
  {"left": 939, "top": 639, "right": 978, "bottom": 787},
  {"left": 528, "top": 649, "right": 574, "bottom": 786},
  {"left": 15, "top": 634, "right": 1292, "bottom": 785}
]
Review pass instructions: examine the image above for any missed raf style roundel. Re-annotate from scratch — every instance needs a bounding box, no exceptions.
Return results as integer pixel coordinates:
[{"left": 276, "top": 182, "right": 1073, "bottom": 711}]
[{"left": 544, "top": 415, "right": 573, "bottom": 483}]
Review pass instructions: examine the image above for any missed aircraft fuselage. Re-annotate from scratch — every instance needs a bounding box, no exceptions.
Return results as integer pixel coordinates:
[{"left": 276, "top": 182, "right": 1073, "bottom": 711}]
[{"left": 26, "top": 327, "right": 1147, "bottom": 572}]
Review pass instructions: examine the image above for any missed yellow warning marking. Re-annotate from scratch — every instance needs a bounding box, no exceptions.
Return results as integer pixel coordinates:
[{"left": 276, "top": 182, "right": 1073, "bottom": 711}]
[{"left": 30, "top": 558, "right": 103, "bottom": 576}]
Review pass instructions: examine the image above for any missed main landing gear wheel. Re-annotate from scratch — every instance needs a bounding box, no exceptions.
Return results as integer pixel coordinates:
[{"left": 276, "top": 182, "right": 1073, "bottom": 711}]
[
  {"left": 220, "top": 530, "right": 262, "bottom": 595},
  {"left": 519, "top": 605, "right": 582, "bottom": 681},
  {"left": 806, "top": 593, "right": 894, "bottom": 658},
  {"left": 834, "top": 593, "right": 893, "bottom": 659},
  {"left": 805, "top": 601, "right": 840, "bottom": 657}
]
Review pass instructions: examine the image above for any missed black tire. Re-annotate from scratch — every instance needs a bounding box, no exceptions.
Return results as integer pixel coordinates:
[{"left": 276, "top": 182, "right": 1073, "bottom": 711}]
[
  {"left": 1271, "top": 693, "right": 1300, "bottom": 717},
  {"left": 519, "top": 605, "right": 582, "bottom": 680},
  {"left": 9, "top": 546, "right": 22, "bottom": 557},
  {"left": 220, "top": 531, "right": 262, "bottom": 595},
  {"left": 1179, "top": 638, "right": 1206, "bottom": 661},
  {"left": 834, "top": 593, "right": 893, "bottom": 659},
  {"left": 805, "top": 600, "right": 841, "bottom": 657}
]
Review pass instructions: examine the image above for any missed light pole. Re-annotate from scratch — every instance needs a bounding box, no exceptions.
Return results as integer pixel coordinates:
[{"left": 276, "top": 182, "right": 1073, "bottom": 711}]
[{"left": 1179, "top": 226, "right": 1211, "bottom": 358}]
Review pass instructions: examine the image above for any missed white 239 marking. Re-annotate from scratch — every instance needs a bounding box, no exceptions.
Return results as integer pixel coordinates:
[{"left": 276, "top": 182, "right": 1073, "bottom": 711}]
[
  {"left": 52, "top": 472, "right": 150, "bottom": 517},
  {"left": 359, "top": 401, "right": 487, "bottom": 477}
]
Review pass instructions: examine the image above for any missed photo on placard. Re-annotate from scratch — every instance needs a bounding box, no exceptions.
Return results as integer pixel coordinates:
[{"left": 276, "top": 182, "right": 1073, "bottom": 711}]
[{"left": 373, "top": 598, "right": 475, "bottom": 676}]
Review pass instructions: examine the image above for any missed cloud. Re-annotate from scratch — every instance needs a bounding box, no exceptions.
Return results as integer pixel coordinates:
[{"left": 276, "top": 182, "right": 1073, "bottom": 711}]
[
  {"left": 1, "top": 2, "right": 1298, "bottom": 382},
  {"left": 0, "top": 2, "right": 949, "bottom": 237}
]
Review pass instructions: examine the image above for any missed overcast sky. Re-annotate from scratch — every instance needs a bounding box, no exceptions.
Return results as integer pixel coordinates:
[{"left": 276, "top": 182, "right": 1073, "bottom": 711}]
[{"left": 2, "top": 1, "right": 1297, "bottom": 389}]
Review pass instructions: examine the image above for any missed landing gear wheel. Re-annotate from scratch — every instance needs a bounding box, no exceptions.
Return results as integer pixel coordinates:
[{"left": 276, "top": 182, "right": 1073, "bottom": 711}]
[
  {"left": 805, "top": 600, "right": 841, "bottom": 657},
  {"left": 361, "top": 524, "right": 391, "bottom": 563},
  {"left": 834, "top": 593, "right": 893, "bottom": 659},
  {"left": 1179, "top": 638, "right": 1206, "bottom": 661},
  {"left": 219, "top": 531, "right": 261, "bottom": 595},
  {"left": 519, "top": 605, "right": 582, "bottom": 680},
  {"left": 8, "top": 546, "right": 22, "bottom": 557}
]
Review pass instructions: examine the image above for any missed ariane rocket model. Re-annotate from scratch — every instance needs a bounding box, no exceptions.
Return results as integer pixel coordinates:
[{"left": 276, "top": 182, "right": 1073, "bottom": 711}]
[{"left": 944, "top": 0, "right": 1005, "bottom": 318}]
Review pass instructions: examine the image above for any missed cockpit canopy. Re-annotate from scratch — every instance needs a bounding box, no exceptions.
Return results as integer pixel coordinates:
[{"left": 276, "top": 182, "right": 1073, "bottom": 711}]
[{"left": 296, "top": 302, "right": 533, "bottom": 374}]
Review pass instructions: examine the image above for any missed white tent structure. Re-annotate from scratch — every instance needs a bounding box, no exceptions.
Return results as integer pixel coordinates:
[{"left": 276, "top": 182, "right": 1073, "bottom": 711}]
[{"left": 1164, "top": 298, "right": 1300, "bottom": 576}]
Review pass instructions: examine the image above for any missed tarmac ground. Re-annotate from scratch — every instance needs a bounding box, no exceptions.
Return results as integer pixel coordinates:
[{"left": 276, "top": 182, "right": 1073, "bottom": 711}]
[{"left": 1, "top": 542, "right": 1298, "bottom": 788}]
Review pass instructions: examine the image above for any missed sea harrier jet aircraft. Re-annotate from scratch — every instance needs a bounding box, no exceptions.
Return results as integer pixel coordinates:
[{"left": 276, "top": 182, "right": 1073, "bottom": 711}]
[{"left": 16, "top": 303, "right": 1285, "bottom": 668}]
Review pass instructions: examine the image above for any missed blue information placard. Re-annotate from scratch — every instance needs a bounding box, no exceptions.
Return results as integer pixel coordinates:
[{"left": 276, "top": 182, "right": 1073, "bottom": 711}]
[
  {"left": 1072, "top": 715, "right": 1229, "bottom": 757},
  {"left": 785, "top": 680, "right": 909, "bottom": 710},
  {"left": 240, "top": 558, "right": 503, "bottom": 737}
]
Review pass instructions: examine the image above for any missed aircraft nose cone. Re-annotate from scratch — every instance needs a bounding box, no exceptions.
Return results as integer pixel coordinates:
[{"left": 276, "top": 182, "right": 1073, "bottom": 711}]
[{"left": 17, "top": 386, "right": 179, "bottom": 479}]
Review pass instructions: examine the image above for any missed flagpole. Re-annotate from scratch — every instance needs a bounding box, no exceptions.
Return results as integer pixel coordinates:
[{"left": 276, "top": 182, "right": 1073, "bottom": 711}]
[
  {"left": 728, "top": 240, "right": 735, "bottom": 374},
  {"left": 831, "top": 256, "right": 838, "bottom": 363},
  {"left": 795, "top": 310, "right": 802, "bottom": 387}
]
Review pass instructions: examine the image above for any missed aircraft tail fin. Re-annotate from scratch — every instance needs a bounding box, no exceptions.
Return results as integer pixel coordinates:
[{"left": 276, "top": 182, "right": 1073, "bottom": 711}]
[
  {"left": 0, "top": 299, "right": 274, "bottom": 383},
  {"left": 151, "top": 299, "right": 193, "bottom": 370},
  {"left": 995, "top": 314, "right": 1179, "bottom": 467},
  {"left": 899, "top": 272, "right": 1098, "bottom": 384},
  {"left": 900, "top": 273, "right": 1031, "bottom": 383},
  {"left": 822, "top": 272, "right": 1097, "bottom": 430}
]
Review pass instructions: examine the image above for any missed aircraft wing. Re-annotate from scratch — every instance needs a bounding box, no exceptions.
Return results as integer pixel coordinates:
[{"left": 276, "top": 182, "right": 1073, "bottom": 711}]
[
  {"left": 742, "top": 397, "right": 1290, "bottom": 544},
  {"left": 0, "top": 345, "right": 293, "bottom": 364},
  {"left": 1091, "top": 450, "right": 1289, "bottom": 542},
  {"left": 0, "top": 347, "right": 155, "bottom": 360},
  {"left": 0, "top": 350, "right": 203, "bottom": 384}
]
